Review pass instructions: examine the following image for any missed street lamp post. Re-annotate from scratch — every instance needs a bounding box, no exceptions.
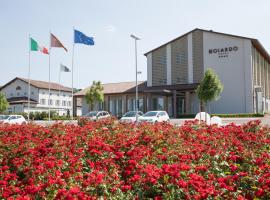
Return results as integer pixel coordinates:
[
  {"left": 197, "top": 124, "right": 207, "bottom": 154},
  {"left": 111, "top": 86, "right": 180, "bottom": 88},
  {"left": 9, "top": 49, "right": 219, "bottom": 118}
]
[{"left": 130, "top": 34, "right": 140, "bottom": 123}]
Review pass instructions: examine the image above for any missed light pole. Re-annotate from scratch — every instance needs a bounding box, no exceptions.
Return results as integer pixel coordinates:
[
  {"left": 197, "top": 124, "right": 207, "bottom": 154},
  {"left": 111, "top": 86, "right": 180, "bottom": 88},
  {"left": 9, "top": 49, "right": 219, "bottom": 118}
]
[{"left": 130, "top": 34, "right": 140, "bottom": 122}]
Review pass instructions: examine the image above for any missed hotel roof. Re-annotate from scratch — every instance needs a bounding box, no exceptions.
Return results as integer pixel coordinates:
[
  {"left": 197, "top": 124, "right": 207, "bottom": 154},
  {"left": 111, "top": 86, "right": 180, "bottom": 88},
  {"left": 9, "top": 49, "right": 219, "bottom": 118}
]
[
  {"left": 74, "top": 81, "right": 147, "bottom": 97},
  {"left": 1, "top": 77, "right": 72, "bottom": 92}
]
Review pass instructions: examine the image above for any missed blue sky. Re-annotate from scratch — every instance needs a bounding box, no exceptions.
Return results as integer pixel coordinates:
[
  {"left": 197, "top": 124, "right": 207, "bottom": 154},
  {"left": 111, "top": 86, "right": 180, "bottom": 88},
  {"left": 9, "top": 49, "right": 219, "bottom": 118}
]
[{"left": 1, "top": 0, "right": 270, "bottom": 89}]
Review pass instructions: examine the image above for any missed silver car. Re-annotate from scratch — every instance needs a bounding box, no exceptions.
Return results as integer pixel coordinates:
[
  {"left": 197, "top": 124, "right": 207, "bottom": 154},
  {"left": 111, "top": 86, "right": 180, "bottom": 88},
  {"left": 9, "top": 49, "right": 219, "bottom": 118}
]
[
  {"left": 84, "top": 111, "right": 110, "bottom": 121},
  {"left": 0, "top": 115, "right": 26, "bottom": 124}
]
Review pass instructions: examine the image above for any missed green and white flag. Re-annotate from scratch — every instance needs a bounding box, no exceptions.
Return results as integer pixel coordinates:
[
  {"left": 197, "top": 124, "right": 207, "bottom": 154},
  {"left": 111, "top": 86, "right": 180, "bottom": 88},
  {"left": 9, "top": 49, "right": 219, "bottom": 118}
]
[{"left": 60, "top": 63, "right": 71, "bottom": 72}]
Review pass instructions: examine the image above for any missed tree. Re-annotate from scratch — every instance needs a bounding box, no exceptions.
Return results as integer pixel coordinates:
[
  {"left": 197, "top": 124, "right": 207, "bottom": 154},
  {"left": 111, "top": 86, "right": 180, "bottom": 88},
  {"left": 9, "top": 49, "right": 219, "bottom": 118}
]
[
  {"left": 0, "top": 92, "right": 9, "bottom": 114},
  {"left": 85, "top": 81, "right": 104, "bottom": 111},
  {"left": 196, "top": 68, "right": 223, "bottom": 122}
]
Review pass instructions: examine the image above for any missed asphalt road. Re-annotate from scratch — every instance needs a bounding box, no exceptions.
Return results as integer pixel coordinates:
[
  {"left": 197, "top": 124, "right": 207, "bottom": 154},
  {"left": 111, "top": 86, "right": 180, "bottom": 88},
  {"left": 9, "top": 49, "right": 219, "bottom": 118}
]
[{"left": 33, "top": 115, "right": 270, "bottom": 126}]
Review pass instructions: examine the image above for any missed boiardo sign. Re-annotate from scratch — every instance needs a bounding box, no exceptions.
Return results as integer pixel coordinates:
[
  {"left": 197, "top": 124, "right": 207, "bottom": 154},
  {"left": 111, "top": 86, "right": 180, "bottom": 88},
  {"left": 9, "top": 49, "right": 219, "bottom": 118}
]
[
  {"left": 209, "top": 46, "right": 238, "bottom": 58},
  {"left": 209, "top": 46, "right": 238, "bottom": 54}
]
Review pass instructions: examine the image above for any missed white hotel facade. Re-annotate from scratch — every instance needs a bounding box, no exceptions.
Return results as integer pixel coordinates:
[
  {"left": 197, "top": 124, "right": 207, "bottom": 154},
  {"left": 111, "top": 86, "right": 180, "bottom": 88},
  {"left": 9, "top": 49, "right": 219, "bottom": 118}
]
[
  {"left": 0, "top": 77, "right": 73, "bottom": 115},
  {"left": 75, "top": 28, "right": 270, "bottom": 117},
  {"left": 145, "top": 28, "right": 270, "bottom": 115}
]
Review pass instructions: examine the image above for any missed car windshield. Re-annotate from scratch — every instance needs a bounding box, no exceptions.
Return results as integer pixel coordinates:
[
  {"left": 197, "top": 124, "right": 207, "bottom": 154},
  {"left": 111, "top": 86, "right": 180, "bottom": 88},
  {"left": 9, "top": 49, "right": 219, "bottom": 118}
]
[
  {"left": 123, "top": 111, "right": 136, "bottom": 117},
  {"left": 143, "top": 111, "right": 158, "bottom": 117},
  {"left": 85, "top": 111, "right": 99, "bottom": 117}
]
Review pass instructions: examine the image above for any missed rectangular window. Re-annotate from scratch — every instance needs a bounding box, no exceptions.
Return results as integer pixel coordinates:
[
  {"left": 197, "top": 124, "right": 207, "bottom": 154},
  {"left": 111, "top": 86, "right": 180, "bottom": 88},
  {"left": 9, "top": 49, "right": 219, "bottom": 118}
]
[
  {"left": 49, "top": 99, "right": 53, "bottom": 106},
  {"left": 152, "top": 97, "right": 164, "bottom": 110},
  {"left": 67, "top": 101, "right": 71, "bottom": 107},
  {"left": 158, "top": 55, "right": 166, "bottom": 65},
  {"left": 128, "top": 98, "right": 136, "bottom": 111},
  {"left": 176, "top": 53, "right": 186, "bottom": 64},
  {"left": 138, "top": 98, "right": 144, "bottom": 111},
  {"left": 55, "top": 100, "right": 60, "bottom": 106},
  {"left": 62, "top": 100, "right": 66, "bottom": 106},
  {"left": 40, "top": 99, "right": 46, "bottom": 105}
]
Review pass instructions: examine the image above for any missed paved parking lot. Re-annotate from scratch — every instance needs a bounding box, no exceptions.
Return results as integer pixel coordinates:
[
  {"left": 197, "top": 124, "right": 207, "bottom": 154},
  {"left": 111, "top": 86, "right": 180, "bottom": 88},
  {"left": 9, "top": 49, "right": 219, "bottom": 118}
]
[
  {"left": 33, "top": 115, "right": 270, "bottom": 127},
  {"left": 170, "top": 117, "right": 267, "bottom": 126}
]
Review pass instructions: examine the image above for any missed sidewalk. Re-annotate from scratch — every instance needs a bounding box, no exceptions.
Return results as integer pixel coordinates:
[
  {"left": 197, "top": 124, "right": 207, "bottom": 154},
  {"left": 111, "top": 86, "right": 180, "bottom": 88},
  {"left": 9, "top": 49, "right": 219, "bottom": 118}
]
[{"left": 170, "top": 115, "right": 269, "bottom": 126}]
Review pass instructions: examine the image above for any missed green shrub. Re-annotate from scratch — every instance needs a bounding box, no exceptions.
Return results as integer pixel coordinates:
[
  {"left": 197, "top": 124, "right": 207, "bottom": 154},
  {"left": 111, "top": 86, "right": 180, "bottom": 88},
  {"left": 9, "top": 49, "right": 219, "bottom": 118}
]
[{"left": 211, "top": 113, "right": 264, "bottom": 118}]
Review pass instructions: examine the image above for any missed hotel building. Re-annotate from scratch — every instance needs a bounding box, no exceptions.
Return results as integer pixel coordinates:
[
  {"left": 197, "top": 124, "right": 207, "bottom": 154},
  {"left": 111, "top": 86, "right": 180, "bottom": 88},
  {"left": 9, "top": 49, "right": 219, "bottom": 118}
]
[
  {"left": 0, "top": 77, "right": 73, "bottom": 115},
  {"left": 75, "top": 28, "right": 270, "bottom": 117}
]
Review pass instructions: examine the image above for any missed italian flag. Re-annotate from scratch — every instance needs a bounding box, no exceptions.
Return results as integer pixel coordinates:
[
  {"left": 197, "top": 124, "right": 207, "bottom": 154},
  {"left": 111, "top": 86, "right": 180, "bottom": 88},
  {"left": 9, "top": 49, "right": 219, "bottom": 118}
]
[{"left": 30, "top": 38, "right": 49, "bottom": 54}]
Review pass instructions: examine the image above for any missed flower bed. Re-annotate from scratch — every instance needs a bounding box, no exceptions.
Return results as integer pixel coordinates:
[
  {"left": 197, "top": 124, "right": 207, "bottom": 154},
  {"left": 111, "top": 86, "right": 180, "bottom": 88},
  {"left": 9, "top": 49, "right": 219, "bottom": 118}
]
[{"left": 0, "top": 120, "right": 269, "bottom": 199}]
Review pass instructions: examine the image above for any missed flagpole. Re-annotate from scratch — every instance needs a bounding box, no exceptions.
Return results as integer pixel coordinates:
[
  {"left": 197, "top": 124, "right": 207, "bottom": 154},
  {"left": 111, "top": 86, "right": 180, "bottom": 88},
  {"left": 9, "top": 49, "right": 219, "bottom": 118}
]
[
  {"left": 27, "top": 35, "right": 31, "bottom": 122},
  {"left": 71, "top": 27, "right": 75, "bottom": 120},
  {"left": 48, "top": 32, "right": 52, "bottom": 121},
  {"left": 58, "top": 65, "right": 61, "bottom": 116}
]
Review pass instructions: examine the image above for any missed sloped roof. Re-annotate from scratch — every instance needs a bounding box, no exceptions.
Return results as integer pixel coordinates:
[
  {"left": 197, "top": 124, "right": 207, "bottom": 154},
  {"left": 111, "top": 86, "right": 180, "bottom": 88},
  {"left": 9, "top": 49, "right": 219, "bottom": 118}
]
[
  {"left": 74, "top": 81, "right": 147, "bottom": 97},
  {"left": 1, "top": 77, "right": 72, "bottom": 92},
  {"left": 144, "top": 28, "right": 270, "bottom": 64},
  {"left": 7, "top": 97, "right": 38, "bottom": 104}
]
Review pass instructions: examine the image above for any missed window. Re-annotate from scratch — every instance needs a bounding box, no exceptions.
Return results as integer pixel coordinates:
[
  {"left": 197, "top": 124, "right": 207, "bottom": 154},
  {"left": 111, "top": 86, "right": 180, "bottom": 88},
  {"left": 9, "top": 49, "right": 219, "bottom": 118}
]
[
  {"left": 24, "top": 92, "right": 27, "bottom": 95},
  {"left": 16, "top": 86, "right": 21, "bottom": 90},
  {"left": 177, "top": 77, "right": 186, "bottom": 83},
  {"left": 62, "top": 100, "right": 66, "bottom": 106},
  {"left": 40, "top": 99, "right": 46, "bottom": 105},
  {"left": 49, "top": 99, "right": 53, "bottom": 106},
  {"left": 176, "top": 53, "right": 186, "bottom": 64},
  {"left": 55, "top": 100, "right": 60, "bottom": 106},
  {"left": 67, "top": 101, "right": 72, "bottom": 107},
  {"left": 17, "top": 92, "right": 20, "bottom": 96},
  {"left": 157, "top": 55, "right": 166, "bottom": 65},
  {"left": 128, "top": 98, "right": 135, "bottom": 111},
  {"left": 138, "top": 98, "right": 144, "bottom": 111},
  {"left": 159, "top": 112, "right": 166, "bottom": 116},
  {"left": 10, "top": 116, "right": 17, "bottom": 120},
  {"left": 31, "top": 92, "right": 34, "bottom": 95},
  {"left": 152, "top": 97, "right": 164, "bottom": 110},
  {"left": 159, "top": 79, "right": 166, "bottom": 84},
  {"left": 10, "top": 93, "right": 13, "bottom": 97}
]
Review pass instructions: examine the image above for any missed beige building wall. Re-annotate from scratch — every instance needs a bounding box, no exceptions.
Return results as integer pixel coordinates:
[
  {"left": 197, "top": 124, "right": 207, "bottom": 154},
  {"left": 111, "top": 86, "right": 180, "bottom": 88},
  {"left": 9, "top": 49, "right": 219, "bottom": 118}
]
[
  {"left": 152, "top": 46, "right": 167, "bottom": 86},
  {"left": 150, "top": 30, "right": 204, "bottom": 86},
  {"left": 192, "top": 30, "right": 204, "bottom": 83},
  {"left": 252, "top": 47, "right": 270, "bottom": 112},
  {"left": 171, "top": 36, "right": 188, "bottom": 84}
]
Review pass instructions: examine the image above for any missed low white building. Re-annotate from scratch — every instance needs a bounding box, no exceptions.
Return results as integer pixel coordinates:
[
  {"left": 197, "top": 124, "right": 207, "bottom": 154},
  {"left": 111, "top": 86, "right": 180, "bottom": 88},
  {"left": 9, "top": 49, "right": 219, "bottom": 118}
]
[{"left": 0, "top": 77, "right": 72, "bottom": 115}]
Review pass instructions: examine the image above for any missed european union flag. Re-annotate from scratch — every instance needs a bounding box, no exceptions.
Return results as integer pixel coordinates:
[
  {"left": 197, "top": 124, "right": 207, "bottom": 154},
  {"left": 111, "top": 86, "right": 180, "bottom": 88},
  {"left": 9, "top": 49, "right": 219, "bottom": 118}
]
[{"left": 74, "top": 29, "right": 94, "bottom": 45}]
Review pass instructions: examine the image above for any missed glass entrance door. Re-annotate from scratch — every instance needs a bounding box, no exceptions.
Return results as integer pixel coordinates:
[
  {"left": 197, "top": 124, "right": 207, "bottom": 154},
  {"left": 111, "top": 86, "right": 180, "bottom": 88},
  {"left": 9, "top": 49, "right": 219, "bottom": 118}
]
[{"left": 176, "top": 96, "right": 185, "bottom": 117}]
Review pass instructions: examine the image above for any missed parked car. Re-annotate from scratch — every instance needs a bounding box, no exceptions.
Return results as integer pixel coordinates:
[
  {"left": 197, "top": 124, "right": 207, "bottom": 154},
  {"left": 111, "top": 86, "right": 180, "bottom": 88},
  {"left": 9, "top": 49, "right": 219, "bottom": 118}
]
[
  {"left": 119, "top": 111, "right": 144, "bottom": 123},
  {"left": 83, "top": 111, "right": 111, "bottom": 121},
  {"left": 139, "top": 111, "right": 170, "bottom": 123},
  {"left": 0, "top": 115, "right": 26, "bottom": 124}
]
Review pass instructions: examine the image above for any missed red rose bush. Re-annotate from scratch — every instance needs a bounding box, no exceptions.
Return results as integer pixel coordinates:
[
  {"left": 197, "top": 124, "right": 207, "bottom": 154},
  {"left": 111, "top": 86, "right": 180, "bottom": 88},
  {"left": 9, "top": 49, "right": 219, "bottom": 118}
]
[{"left": 0, "top": 119, "right": 269, "bottom": 199}]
